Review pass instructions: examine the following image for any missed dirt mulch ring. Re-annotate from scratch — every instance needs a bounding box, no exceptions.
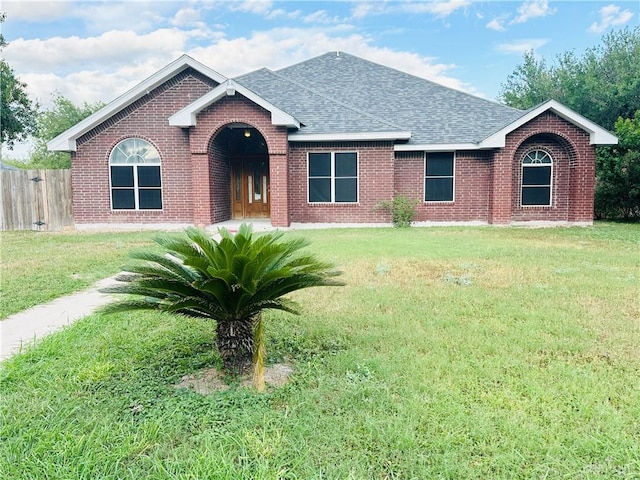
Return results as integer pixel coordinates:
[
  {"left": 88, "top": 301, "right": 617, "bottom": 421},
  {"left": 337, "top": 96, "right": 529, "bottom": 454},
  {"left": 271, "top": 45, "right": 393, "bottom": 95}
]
[{"left": 174, "top": 363, "right": 294, "bottom": 394}]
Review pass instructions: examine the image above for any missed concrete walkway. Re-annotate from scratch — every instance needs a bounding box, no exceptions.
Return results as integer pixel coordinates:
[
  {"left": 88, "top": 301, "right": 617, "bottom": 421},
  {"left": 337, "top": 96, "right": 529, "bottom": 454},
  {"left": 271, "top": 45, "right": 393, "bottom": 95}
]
[
  {"left": 0, "top": 220, "right": 380, "bottom": 361},
  {"left": 0, "top": 277, "right": 120, "bottom": 361}
]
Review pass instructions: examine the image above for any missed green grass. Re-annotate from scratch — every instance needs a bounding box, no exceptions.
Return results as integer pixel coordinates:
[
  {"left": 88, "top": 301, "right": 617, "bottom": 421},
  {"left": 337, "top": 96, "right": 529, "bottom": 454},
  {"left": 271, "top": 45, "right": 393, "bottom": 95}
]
[
  {"left": 0, "top": 230, "right": 157, "bottom": 318},
  {"left": 1, "top": 223, "right": 639, "bottom": 478}
]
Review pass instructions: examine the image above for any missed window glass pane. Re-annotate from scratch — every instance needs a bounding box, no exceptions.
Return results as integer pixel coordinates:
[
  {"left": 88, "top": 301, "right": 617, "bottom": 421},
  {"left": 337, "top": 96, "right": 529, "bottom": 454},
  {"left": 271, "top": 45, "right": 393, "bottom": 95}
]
[
  {"left": 426, "top": 153, "right": 454, "bottom": 176},
  {"left": 309, "top": 153, "right": 331, "bottom": 177},
  {"left": 138, "top": 189, "right": 162, "bottom": 209},
  {"left": 425, "top": 178, "right": 454, "bottom": 201},
  {"left": 335, "top": 178, "right": 357, "bottom": 202},
  {"left": 522, "top": 187, "right": 551, "bottom": 205},
  {"left": 335, "top": 153, "right": 357, "bottom": 177},
  {"left": 523, "top": 150, "right": 552, "bottom": 164},
  {"left": 112, "top": 189, "right": 135, "bottom": 209},
  {"left": 110, "top": 138, "right": 160, "bottom": 164},
  {"left": 309, "top": 178, "right": 331, "bottom": 202},
  {"left": 138, "top": 166, "right": 161, "bottom": 187},
  {"left": 523, "top": 166, "right": 551, "bottom": 186},
  {"left": 111, "top": 166, "right": 134, "bottom": 187}
]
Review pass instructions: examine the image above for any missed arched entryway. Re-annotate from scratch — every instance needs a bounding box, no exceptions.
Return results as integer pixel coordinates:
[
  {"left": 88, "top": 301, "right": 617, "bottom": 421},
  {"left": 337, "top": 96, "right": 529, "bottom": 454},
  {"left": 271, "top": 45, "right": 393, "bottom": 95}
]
[{"left": 210, "top": 124, "right": 270, "bottom": 220}]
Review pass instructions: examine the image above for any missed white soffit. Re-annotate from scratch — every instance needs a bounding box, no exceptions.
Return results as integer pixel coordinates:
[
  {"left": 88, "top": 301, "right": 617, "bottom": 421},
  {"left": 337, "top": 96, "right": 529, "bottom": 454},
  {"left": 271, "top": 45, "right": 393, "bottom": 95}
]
[
  {"left": 289, "top": 131, "right": 412, "bottom": 142},
  {"left": 394, "top": 143, "right": 481, "bottom": 152},
  {"left": 169, "top": 80, "right": 300, "bottom": 129},
  {"left": 47, "top": 55, "right": 228, "bottom": 152},
  {"left": 480, "top": 99, "right": 618, "bottom": 148}
]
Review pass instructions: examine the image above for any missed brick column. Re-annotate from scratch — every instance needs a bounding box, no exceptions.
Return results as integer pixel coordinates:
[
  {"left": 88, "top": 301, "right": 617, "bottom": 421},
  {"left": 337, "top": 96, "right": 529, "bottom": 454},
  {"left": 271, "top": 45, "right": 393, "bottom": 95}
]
[
  {"left": 489, "top": 150, "right": 513, "bottom": 225},
  {"left": 192, "top": 152, "right": 212, "bottom": 226},
  {"left": 269, "top": 152, "right": 289, "bottom": 227},
  {"left": 568, "top": 148, "right": 596, "bottom": 223}
]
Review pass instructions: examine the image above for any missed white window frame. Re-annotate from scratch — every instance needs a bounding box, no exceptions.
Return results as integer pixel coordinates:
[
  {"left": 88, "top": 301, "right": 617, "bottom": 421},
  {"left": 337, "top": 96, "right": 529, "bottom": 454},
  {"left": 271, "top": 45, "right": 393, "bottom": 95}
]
[
  {"left": 521, "top": 149, "right": 553, "bottom": 207},
  {"left": 307, "top": 151, "right": 359, "bottom": 204},
  {"left": 109, "top": 138, "right": 163, "bottom": 211},
  {"left": 424, "top": 151, "right": 455, "bottom": 203}
]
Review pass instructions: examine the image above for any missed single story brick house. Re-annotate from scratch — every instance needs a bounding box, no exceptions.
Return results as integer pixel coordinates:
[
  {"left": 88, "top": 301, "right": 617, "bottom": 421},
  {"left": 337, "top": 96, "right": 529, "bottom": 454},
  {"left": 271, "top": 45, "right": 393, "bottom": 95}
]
[{"left": 49, "top": 51, "right": 617, "bottom": 228}]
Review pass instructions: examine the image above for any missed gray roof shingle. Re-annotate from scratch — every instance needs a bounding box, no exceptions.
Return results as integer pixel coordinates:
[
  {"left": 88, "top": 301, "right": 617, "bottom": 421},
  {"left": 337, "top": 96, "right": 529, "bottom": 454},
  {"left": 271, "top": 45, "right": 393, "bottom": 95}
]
[{"left": 236, "top": 51, "right": 525, "bottom": 145}]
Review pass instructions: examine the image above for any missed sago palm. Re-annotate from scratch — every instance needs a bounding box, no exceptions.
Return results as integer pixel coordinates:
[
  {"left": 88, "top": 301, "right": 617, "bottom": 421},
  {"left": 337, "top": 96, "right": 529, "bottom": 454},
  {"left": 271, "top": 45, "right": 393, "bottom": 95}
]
[{"left": 101, "top": 224, "right": 343, "bottom": 386}]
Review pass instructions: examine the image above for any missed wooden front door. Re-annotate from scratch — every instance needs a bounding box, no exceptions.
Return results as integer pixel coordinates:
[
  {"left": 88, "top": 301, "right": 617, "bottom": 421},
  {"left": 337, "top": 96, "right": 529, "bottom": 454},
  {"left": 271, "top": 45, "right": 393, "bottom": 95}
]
[{"left": 231, "top": 156, "right": 270, "bottom": 219}]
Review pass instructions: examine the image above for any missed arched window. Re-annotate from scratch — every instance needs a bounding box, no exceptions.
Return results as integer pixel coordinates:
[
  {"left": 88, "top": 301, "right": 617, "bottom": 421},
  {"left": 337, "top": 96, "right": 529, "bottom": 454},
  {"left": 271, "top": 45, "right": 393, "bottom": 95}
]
[
  {"left": 109, "top": 138, "right": 162, "bottom": 210},
  {"left": 521, "top": 149, "right": 552, "bottom": 206}
]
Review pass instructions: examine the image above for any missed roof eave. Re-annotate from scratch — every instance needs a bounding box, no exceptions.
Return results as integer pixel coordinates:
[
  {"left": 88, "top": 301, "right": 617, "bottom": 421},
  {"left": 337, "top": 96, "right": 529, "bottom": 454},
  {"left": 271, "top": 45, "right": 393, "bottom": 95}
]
[
  {"left": 288, "top": 131, "right": 412, "bottom": 142},
  {"left": 479, "top": 99, "right": 618, "bottom": 148},
  {"left": 47, "top": 55, "right": 228, "bottom": 152},
  {"left": 169, "top": 80, "right": 301, "bottom": 129},
  {"left": 394, "top": 143, "right": 486, "bottom": 152}
]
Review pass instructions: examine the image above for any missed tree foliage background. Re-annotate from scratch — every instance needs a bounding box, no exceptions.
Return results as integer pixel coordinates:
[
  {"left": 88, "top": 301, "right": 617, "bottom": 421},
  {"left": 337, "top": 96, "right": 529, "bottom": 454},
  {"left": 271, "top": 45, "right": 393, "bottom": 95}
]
[
  {"left": 499, "top": 27, "right": 640, "bottom": 220},
  {"left": 28, "top": 93, "right": 104, "bottom": 169},
  {"left": 0, "top": 12, "right": 37, "bottom": 153}
]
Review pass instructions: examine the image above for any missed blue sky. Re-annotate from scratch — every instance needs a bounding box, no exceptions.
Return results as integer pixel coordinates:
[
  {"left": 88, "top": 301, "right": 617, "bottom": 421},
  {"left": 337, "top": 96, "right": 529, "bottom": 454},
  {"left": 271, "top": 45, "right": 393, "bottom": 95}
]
[{"left": 2, "top": 0, "right": 637, "bottom": 157}]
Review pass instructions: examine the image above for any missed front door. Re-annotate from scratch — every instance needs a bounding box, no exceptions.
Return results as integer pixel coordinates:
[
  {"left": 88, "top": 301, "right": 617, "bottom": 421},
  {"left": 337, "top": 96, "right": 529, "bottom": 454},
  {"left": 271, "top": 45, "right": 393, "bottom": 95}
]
[{"left": 231, "top": 156, "right": 270, "bottom": 219}]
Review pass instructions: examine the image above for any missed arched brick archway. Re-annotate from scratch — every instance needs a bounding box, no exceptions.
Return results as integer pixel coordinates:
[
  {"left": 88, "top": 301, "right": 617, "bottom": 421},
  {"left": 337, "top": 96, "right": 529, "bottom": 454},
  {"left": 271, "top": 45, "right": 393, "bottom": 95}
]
[
  {"left": 209, "top": 124, "right": 270, "bottom": 222},
  {"left": 187, "top": 95, "right": 290, "bottom": 227}
]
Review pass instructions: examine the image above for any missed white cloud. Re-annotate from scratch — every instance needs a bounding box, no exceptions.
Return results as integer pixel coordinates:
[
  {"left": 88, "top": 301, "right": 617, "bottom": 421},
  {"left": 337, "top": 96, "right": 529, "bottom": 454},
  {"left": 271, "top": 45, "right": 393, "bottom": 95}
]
[
  {"left": 496, "top": 38, "right": 548, "bottom": 55},
  {"left": 2, "top": 0, "right": 71, "bottom": 21},
  {"left": 350, "top": 0, "right": 470, "bottom": 19},
  {"left": 303, "top": 10, "right": 342, "bottom": 25},
  {"left": 588, "top": 4, "right": 634, "bottom": 34},
  {"left": 511, "top": 0, "right": 556, "bottom": 24},
  {"left": 486, "top": 16, "right": 507, "bottom": 32},
  {"left": 228, "top": 0, "right": 274, "bottom": 15},
  {"left": 402, "top": 0, "right": 471, "bottom": 18}
]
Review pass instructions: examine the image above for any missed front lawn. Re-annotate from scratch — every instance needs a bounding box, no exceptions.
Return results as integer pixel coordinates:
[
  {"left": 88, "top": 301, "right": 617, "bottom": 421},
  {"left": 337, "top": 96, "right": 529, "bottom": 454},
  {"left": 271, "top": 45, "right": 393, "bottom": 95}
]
[
  {"left": 0, "top": 230, "right": 156, "bottom": 318},
  {"left": 1, "top": 224, "right": 638, "bottom": 478}
]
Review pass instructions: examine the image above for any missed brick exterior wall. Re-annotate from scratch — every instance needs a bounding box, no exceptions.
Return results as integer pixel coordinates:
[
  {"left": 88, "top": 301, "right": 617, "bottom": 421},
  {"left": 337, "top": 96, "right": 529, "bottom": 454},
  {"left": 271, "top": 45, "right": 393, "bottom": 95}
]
[
  {"left": 394, "top": 151, "right": 492, "bottom": 222},
  {"left": 288, "top": 142, "right": 395, "bottom": 223},
  {"left": 489, "top": 111, "right": 594, "bottom": 224},
  {"left": 71, "top": 71, "right": 596, "bottom": 227},
  {"left": 72, "top": 69, "right": 217, "bottom": 224}
]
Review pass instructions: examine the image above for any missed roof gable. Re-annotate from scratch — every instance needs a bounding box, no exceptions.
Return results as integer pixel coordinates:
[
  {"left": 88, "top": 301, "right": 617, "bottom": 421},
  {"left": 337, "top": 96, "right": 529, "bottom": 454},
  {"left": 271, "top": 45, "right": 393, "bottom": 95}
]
[
  {"left": 168, "top": 78, "right": 300, "bottom": 129},
  {"left": 480, "top": 99, "right": 618, "bottom": 148},
  {"left": 48, "top": 55, "right": 227, "bottom": 152}
]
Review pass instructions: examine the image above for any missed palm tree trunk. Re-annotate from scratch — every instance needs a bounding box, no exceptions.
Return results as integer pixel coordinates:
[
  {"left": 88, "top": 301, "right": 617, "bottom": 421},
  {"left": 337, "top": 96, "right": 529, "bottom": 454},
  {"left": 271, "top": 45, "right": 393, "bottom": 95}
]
[{"left": 216, "top": 316, "right": 255, "bottom": 375}]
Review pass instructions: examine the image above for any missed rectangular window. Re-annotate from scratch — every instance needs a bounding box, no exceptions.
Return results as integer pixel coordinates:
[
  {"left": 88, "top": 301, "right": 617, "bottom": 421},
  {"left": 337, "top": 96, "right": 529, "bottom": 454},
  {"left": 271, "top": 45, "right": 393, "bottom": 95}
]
[
  {"left": 111, "top": 165, "right": 162, "bottom": 210},
  {"left": 522, "top": 165, "right": 552, "bottom": 206},
  {"left": 425, "top": 152, "right": 454, "bottom": 202},
  {"left": 308, "top": 152, "right": 358, "bottom": 203}
]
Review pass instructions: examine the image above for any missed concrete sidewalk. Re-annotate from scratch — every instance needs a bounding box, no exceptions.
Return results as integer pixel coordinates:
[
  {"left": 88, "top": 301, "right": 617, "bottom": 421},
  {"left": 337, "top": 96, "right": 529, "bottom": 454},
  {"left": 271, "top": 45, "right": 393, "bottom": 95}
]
[{"left": 0, "top": 277, "right": 120, "bottom": 361}]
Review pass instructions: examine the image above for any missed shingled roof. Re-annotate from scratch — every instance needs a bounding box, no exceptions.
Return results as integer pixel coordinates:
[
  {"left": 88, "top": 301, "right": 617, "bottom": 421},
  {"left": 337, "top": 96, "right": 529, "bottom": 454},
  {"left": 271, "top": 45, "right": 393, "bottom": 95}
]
[{"left": 235, "top": 51, "right": 524, "bottom": 146}]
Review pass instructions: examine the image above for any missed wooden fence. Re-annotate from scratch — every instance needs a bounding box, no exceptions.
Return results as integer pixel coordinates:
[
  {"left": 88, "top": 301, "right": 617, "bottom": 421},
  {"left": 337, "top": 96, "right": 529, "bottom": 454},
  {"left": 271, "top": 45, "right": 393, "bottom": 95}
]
[{"left": 1, "top": 169, "right": 73, "bottom": 231}]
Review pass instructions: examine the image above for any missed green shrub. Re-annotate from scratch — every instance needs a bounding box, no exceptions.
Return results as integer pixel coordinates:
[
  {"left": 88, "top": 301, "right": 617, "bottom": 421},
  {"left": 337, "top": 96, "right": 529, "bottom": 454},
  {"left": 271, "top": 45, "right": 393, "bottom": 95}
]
[{"left": 375, "top": 195, "right": 419, "bottom": 227}]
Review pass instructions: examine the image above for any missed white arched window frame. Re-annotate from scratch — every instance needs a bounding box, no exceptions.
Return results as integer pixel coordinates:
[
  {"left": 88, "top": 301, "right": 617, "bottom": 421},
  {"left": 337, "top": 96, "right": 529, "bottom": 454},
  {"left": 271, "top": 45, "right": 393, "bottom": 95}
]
[
  {"left": 521, "top": 149, "right": 553, "bottom": 207},
  {"left": 109, "top": 138, "right": 162, "bottom": 210}
]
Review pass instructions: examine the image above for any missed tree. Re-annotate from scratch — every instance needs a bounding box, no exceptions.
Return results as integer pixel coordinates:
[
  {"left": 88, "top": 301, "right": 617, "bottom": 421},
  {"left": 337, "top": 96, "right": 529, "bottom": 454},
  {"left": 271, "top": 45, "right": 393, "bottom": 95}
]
[
  {"left": 595, "top": 111, "right": 640, "bottom": 220},
  {"left": 28, "top": 93, "right": 104, "bottom": 169},
  {"left": 499, "top": 27, "right": 640, "bottom": 130},
  {"left": 101, "top": 225, "right": 344, "bottom": 390},
  {"left": 0, "top": 12, "right": 37, "bottom": 153}
]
